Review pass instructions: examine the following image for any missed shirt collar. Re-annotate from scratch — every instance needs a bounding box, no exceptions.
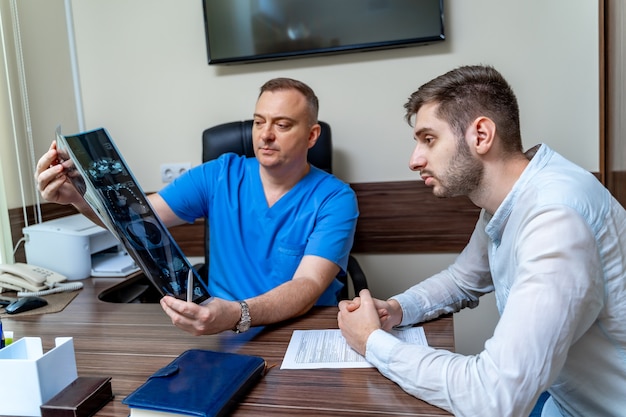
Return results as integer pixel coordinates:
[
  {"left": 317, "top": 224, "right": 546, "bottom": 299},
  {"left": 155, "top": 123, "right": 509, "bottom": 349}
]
[{"left": 484, "top": 143, "right": 553, "bottom": 244}]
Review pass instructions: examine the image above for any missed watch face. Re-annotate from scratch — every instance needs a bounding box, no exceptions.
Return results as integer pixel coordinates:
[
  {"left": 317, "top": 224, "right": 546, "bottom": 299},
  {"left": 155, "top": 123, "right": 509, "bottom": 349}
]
[{"left": 237, "top": 321, "right": 251, "bottom": 333}]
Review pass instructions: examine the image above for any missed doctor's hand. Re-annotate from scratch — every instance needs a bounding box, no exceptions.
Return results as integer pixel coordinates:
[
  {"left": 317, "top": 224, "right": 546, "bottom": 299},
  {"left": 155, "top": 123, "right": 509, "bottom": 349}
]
[
  {"left": 160, "top": 295, "right": 241, "bottom": 335},
  {"left": 35, "top": 141, "right": 83, "bottom": 206}
]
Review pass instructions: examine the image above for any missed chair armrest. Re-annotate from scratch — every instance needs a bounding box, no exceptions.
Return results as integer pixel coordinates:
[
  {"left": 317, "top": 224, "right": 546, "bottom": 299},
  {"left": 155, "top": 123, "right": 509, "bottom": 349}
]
[{"left": 347, "top": 254, "right": 368, "bottom": 295}]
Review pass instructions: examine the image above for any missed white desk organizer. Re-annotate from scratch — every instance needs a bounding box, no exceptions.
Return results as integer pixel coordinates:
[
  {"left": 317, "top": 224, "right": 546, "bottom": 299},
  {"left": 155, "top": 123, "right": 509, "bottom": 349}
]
[{"left": 0, "top": 337, "right": 78, "bottom": 416}]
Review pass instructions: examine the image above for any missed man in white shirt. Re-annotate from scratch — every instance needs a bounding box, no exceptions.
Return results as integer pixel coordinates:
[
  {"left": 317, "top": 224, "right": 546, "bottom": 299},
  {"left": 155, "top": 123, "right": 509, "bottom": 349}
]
[{"left": 337, "top": 65, "right": 626, "bottom": 417}]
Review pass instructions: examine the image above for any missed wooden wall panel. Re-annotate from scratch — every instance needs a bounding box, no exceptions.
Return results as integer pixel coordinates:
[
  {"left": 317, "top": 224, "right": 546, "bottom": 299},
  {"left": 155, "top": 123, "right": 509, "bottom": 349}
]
[
  {"left": 349, "top": 181, "right": 480, "bottom": 253},
  {"left": 8, "top": 180, "right": 481, "bottom": 262},
  {"left": 604, "top": 0, "right": 626, "bottom": 206}
]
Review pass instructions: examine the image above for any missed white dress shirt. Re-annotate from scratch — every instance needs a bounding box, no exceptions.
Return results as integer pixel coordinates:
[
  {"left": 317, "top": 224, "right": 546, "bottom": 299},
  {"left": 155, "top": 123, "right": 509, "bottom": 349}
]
[{"left": 365, "top": 144, "right": 626, "bottom": 417}]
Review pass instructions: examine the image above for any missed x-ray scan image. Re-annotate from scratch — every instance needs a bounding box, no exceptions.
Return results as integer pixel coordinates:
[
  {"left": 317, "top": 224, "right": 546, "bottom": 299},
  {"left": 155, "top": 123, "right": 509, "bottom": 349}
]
[{"left": 55, "top": 127, "right": 210, "bottom": 304}]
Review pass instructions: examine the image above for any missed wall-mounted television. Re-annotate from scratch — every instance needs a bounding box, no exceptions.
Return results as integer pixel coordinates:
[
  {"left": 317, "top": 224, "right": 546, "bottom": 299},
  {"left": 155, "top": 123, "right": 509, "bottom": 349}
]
[{"left": 202, "top": 0, "right": 445, "bottom": 65}]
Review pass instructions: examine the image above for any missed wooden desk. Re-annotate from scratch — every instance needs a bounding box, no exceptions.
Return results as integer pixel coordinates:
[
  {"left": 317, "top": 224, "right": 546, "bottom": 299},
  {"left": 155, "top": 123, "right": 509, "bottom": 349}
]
[{"left": 3, "top": 278, "right": 453, "bottom": 416}]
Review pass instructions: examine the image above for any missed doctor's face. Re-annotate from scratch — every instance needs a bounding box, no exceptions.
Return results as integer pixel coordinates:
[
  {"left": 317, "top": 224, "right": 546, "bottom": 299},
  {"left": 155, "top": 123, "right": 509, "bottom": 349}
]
[{"left": 252, "top": 89, "right": 318, "bottom": 170}]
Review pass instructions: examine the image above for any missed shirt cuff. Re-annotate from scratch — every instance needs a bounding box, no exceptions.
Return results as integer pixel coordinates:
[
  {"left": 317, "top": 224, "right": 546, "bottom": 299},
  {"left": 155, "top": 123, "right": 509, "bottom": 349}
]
[
  {"left": 390, "top": 293, "right": 421, "bottom": 326},
  {"left": 365, "top": 329, "right": 403, "bottom": 373}
]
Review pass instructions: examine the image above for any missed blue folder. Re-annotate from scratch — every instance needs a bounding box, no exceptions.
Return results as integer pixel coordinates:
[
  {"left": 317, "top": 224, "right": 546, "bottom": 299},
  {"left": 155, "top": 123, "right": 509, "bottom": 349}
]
[{"left": 122, "top": 349, "right": 266, "bottom": 417}]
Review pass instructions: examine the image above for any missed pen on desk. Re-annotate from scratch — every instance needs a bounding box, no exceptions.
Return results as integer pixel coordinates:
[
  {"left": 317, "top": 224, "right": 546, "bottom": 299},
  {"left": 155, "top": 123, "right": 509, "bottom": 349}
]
[{"left": 186, "top": 269, "right": 193, "bottom": 302}]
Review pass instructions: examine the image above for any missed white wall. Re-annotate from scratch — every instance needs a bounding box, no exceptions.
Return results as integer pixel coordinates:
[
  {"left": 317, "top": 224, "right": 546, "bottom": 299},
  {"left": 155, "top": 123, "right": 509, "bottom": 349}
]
[
  {"left": 0, "top": 0, "right": 79, "bottom": 215},
  {"left": 3, "top": 0, "right": 599, "bottom": 355},
  {"left": 67, "top": 0, "right": 599, "bottom": 190}
]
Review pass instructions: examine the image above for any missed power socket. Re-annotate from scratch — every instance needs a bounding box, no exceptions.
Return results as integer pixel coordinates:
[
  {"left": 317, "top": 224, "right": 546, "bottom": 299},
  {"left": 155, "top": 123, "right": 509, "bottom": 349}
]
[{"left": 160, "top": 163, "right": 191, "bottom": 183}]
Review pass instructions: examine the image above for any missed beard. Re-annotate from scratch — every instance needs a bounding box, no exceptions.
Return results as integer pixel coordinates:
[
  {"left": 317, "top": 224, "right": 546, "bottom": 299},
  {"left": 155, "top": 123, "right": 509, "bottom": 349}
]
[{"left": 432, "top": 137, "right": 484, "bottom": 198}]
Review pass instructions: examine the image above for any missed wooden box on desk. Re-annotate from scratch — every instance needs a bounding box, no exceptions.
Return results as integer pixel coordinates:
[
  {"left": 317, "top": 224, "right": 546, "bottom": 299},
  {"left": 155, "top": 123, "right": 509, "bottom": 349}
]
[
  {"left": 40, "top": 376, "right": 114, "bottom": 417},
  {"left": 0, "top": 337, "right": 77, "bottom": 417}
]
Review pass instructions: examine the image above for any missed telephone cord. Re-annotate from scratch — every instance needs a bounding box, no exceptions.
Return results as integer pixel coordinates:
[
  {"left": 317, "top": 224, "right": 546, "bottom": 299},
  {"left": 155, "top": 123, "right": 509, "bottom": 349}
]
[{"left": 17, "top": 281, "right": 83, "bottom": 297}]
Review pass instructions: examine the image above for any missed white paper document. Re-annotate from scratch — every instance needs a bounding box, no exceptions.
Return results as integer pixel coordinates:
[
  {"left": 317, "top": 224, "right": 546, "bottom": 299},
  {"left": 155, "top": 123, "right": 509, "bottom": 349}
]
[{"left": 280, "top": 327, "right": 428, "bottom": 369}]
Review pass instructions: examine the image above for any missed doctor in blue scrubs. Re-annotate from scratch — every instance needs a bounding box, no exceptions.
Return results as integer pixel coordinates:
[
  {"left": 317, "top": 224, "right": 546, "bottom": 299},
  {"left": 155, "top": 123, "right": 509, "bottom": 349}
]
[{"left": 36, "top": 77, "right": 358, "bottom": 336}]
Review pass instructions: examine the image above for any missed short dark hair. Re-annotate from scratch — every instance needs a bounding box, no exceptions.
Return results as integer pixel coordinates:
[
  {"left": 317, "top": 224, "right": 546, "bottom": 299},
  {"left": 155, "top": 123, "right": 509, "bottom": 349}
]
[
  {"left": 404, "top": 65, "right": 523, "bottom": 153},
  {"left": 259, "top": 78, "right": 319, "bottom": 125}
]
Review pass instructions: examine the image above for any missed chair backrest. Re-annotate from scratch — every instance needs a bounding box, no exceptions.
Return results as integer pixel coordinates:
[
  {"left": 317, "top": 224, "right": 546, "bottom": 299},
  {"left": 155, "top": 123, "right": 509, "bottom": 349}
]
[{"left": 202, "top": 120, "right": 333, "bottom": 173}]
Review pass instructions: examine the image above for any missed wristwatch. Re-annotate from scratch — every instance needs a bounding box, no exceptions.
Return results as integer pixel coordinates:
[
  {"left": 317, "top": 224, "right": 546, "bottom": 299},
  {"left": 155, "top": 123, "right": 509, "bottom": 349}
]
[{"left": 233, "top": 300, "right": 251, "bottom": 333}]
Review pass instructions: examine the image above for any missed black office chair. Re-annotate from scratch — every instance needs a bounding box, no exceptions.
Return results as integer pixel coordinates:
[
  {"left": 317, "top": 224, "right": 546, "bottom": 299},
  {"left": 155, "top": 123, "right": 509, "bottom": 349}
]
[{"left": 199, "top": 120, "right": 367, "bottom": 301}]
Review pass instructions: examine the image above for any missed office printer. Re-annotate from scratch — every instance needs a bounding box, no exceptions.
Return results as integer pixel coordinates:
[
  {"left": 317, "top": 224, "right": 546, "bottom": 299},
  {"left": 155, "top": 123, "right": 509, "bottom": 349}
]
[{"left": 22, "top": 214, "right": 139, "bottom": 280}]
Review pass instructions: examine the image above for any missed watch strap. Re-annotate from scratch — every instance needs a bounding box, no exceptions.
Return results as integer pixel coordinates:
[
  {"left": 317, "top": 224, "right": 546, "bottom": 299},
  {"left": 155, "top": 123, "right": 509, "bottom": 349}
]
[{"left": 233, "top": 300, "right": 251, "bottom": 333}]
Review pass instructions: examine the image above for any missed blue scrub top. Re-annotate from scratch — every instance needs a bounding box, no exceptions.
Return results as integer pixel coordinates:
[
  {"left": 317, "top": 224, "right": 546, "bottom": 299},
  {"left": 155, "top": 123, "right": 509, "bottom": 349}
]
[{"left": 159, "top": 153, "right": 358, "bottom": 305}]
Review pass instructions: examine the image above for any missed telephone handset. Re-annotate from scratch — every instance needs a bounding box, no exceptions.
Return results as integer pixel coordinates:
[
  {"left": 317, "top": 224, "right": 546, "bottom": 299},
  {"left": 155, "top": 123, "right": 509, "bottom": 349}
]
[{"left": 0, "top": 263, "right": 82, "bottom": 296}]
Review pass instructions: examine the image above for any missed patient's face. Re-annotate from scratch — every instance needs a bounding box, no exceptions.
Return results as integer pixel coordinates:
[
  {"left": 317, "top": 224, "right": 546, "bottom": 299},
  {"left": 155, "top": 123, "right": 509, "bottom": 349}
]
[
  {"left": 252, "top": 89, "right": 317, "bottom": 171},
  {"left": 409, "top": 102, "right": 484, "bottom": 198}
]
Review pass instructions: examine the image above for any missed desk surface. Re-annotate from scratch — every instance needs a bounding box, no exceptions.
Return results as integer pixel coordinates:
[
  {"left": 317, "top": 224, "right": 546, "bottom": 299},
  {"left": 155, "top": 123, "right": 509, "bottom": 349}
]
[{"left": 3, "top": 278, "right": 453, "bottom": 416}]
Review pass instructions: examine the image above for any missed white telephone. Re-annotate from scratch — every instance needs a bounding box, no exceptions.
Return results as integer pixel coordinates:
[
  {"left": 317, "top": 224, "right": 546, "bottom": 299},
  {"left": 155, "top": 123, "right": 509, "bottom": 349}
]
[{"left": 0, "top": 263, "right": 82, "bottom": 296}]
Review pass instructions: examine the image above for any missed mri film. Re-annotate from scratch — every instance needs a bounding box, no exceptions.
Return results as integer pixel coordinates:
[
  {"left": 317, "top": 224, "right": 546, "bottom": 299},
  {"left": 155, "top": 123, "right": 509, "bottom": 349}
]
[{"left": 55, "top": 127, "right": 210, "bottom": 304}]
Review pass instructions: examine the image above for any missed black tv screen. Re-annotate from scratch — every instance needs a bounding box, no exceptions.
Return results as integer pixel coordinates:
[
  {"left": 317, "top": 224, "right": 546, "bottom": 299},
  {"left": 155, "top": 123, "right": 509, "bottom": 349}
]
[{"left": 202, "top": 0, "right": 444, "bottom": 65}]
